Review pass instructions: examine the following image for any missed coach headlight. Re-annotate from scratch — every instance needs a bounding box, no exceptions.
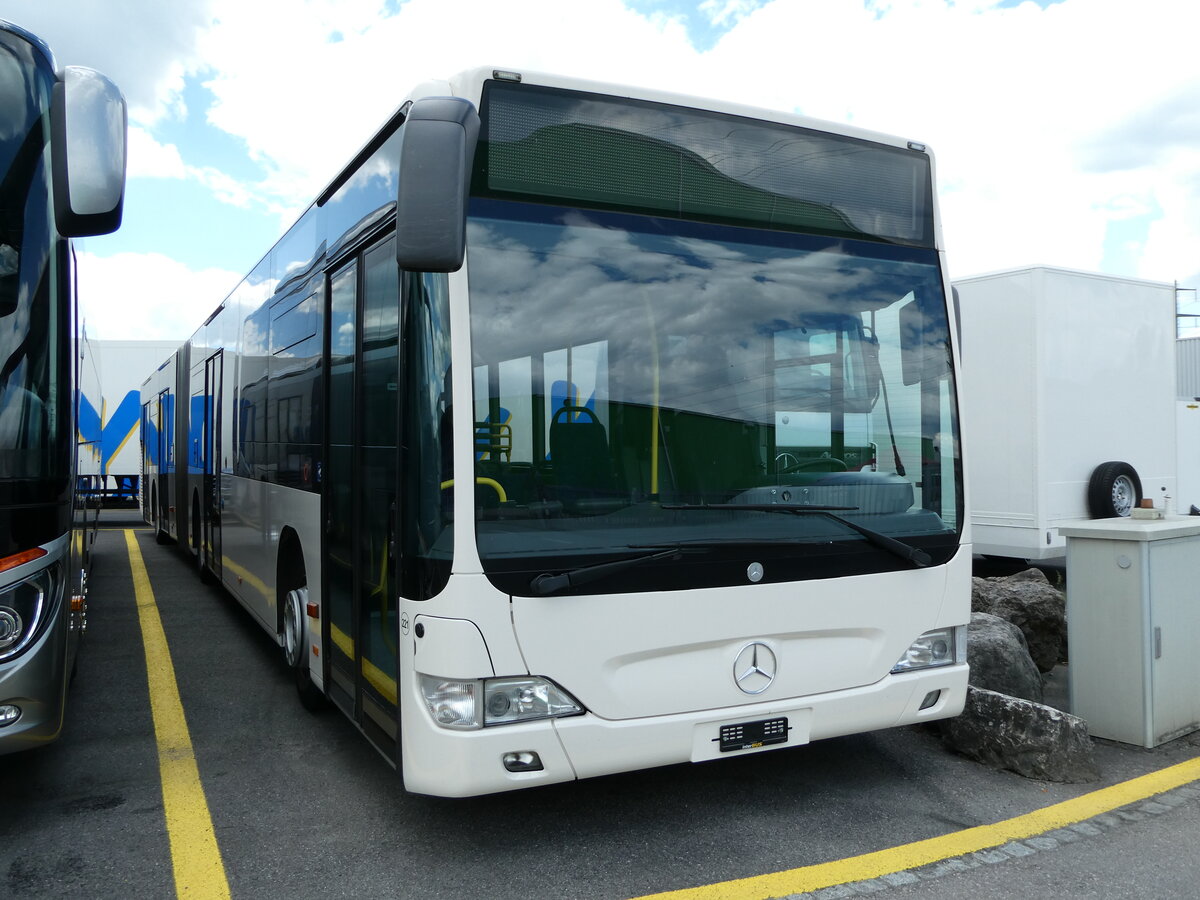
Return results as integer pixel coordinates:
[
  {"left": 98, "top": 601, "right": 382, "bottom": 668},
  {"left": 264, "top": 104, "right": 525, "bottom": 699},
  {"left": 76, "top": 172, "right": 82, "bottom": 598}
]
[
  {"left": 419, "top": 674, "right": 583, "bottom": 730},
  {"left": 890, "top": 626, "right": 966, "bottom": 674},
  {"left": 0, "top": 566, "right": 58, "bottom": 662}
]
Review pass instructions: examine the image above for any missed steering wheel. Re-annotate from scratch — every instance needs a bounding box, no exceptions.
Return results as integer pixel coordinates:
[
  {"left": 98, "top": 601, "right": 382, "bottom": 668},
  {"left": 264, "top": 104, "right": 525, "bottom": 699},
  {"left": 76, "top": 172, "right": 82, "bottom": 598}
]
[{"left": 779, "top": 456, "right": 847, "bottom": 474}]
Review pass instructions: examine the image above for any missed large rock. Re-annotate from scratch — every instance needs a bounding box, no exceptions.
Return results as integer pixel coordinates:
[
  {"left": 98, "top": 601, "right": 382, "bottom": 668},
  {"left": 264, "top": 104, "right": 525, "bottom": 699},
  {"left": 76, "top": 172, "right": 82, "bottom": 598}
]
[
  {"left": 967, "top": 612, "right": 1043, "bottom": 703},
  {"left": 972, "top": 569, "right": 1067, "bottom": 673},
  {"left": 941, "top": 686, "right": 1099, "bottom": 783}
]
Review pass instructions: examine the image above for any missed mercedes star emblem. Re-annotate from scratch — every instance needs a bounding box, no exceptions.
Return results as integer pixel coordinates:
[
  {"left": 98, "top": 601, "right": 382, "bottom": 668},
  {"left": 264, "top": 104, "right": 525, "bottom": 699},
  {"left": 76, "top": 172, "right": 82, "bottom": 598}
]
[{"left": 733, "top": 641, "right": 777, "bottom": 695}]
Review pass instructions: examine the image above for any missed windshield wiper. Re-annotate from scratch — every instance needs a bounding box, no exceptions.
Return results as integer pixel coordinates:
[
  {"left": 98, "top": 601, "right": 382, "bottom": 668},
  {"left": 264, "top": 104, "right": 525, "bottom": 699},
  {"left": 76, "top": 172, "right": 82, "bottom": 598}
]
[
  {"left": 529, "top": 547, "right": 684, "bottom": 596},
  {"left": 661, "top": 503, "right": 932, "bottom": 568}
]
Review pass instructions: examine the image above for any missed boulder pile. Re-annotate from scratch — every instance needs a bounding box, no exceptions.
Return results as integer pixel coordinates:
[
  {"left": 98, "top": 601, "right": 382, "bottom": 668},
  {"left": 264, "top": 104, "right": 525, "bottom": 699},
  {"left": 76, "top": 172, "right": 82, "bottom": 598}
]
[{"left": 938, "top": 567, "right": 1099, "bottom": 783}]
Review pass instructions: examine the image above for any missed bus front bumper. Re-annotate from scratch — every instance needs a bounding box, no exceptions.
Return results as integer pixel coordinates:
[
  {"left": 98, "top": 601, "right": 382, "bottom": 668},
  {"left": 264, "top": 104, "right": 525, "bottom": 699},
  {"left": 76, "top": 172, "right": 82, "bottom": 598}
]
[
  {"left": 0, "top": 612, "right": 71, "bottom": 756},
  {"left": 401, "top": 662, "right": 968, "bottom": 797}
]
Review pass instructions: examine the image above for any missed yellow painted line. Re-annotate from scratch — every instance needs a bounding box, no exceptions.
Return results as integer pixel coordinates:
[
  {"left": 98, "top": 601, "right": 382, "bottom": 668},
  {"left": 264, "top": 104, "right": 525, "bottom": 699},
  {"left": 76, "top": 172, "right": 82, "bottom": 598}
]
[
  {"left": 632, "top": 753, "right": 1200, "bottom": 899},
  {"left": 126, "top": 529, "right": 231, "bottom": 900}
]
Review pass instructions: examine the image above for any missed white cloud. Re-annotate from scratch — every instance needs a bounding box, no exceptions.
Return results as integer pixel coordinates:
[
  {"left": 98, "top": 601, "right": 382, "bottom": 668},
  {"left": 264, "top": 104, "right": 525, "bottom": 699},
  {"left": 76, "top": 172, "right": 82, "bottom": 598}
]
[
  {"left": 699, "top": 0, "right": 765, "bottom": 27},
  {"left": 179, "top": 0, "right": 1200, "bottom": 288},
  {"left": 75, "top": 251, "right": 241, "bottom": 343},
  {"left": 191, "top": 0, "right": 702, "bottom": 208},
  {"left": 127, "top": 126, "right": 188, "bottom": 180},
  {"left": 2, "top": 0, "right": 212, "bottom": 125},
  {"left": 18, "top": 0, "right": 1200, "bottom": 336}
]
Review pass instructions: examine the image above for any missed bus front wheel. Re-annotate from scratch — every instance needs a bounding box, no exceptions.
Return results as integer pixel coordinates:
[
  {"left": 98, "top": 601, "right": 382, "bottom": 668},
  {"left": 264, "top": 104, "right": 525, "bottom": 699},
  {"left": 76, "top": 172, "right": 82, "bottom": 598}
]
[{"left": 280, "top": 553, "right": 326, "bottom": 712}]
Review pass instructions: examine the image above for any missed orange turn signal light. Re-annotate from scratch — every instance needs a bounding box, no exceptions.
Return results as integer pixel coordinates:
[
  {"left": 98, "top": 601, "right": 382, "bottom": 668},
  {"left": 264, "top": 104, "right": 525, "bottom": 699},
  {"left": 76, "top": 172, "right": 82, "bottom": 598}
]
[{"left": 0, "top": 547, "right": 47, "bottom": 574}]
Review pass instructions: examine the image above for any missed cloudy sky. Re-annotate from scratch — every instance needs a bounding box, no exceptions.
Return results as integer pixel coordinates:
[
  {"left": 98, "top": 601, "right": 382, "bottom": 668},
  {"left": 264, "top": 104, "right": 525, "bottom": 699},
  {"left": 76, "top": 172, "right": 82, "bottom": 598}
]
[{"left": 8, "top": 0, "right": 1199, "bottom": 341}]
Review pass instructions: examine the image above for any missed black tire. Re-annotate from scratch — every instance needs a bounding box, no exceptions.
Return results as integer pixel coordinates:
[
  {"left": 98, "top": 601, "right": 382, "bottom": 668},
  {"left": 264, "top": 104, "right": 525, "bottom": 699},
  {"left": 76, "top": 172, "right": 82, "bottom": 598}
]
[
  {"left": 279, "top": 549, "right": 327, "bottom": 712},
  {"left": 294, "top": 662, "right": 326, "bottom": 713},
  {"left": 1087, "top": 461, "right": 1142, "bottom": 518},
  {"left": 152, "top": 486, "right": 171, "bottom": 544}
]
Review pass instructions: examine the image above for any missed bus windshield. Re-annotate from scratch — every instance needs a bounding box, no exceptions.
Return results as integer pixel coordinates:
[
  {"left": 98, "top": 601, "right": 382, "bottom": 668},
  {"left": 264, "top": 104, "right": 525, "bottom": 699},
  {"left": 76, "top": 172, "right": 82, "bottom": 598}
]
[
  {"left": 0, "top": 30, "right": 66, "bottom": 492},
  {"left": 468, "top": 202, "right": 961, "bottom": 592}
]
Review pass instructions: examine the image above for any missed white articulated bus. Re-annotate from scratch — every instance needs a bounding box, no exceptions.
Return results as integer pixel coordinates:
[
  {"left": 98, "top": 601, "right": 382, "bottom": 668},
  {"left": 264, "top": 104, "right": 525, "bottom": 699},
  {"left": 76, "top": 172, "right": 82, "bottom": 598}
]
[
  {"left": 0, "top": 19, "right": 127, "bottom": 754},
  {"left": 142, "top": 68, "right": 968, "bottom": 796}
]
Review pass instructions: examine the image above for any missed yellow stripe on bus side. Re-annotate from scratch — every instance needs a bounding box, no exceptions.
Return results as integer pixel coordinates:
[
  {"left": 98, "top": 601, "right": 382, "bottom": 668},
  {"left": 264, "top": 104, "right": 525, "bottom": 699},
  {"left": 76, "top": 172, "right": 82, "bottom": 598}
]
[
  {"left": 219, "top": 555, "right": 272, "bottom": 607},
  {"left": 631, "top": 753, "right": 1200, "bottom": 900},
  {"left": 125, "top": 529, "right": 231, "bottom": 900},
  {"left": 328, "top": 622, "right": 398, "bottom": 705}
]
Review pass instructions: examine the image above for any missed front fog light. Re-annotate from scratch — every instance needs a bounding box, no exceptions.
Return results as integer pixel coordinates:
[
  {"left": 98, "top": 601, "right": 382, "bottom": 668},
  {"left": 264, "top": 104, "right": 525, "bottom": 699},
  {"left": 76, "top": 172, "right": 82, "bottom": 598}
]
[
  {"left": 502, "top": 751, "right": 544, "bottom": 772},
  {"left": 891, "top": 626, "right": 963, "bottom": 673},
  {"left": 0, "top": 704, "right": 21, "bottom": 727}
]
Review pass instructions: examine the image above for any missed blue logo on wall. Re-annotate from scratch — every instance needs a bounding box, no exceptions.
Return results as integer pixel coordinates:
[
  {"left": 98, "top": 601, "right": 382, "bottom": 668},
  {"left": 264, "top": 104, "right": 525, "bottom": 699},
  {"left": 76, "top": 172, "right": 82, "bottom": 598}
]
[{"left": 78, "top": 389, "right": 142, "bottom": 476}]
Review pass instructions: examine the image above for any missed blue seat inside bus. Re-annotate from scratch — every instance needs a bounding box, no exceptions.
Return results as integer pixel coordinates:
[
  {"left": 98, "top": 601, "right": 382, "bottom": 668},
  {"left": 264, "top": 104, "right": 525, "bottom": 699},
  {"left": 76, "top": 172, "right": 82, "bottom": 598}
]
[{"left": 549, "top": 405, "right": 619, "bottom": 507}]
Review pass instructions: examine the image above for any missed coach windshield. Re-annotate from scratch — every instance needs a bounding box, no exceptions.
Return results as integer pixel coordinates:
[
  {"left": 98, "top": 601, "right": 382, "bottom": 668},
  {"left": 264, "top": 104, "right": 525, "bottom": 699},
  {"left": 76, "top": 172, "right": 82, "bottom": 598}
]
[
  {"left": 464, "top": 80, "right": 960, "bottom": 596},
  {"left": 0, "top": 30, "right": 70, "bottom": 526},
  {"left": 467, "top": 203, "right": 960, "bottom": 595}
]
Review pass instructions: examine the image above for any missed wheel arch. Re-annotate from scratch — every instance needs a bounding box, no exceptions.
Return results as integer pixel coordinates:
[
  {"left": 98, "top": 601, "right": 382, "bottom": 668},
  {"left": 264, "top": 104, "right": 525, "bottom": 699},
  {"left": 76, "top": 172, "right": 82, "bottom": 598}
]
[{"left": 276, "top": 525, "right": 308, "bottom": 635}]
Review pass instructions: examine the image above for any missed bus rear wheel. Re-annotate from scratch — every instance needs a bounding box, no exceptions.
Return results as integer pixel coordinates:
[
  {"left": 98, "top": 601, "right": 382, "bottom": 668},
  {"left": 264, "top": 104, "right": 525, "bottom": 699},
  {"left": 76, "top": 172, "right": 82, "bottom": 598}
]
[
  {"left": 192, "top": 493, "right": 216, "bottom": 584},
  {"left": 152, "top": 485, "right": 170, "bottom": 544}
]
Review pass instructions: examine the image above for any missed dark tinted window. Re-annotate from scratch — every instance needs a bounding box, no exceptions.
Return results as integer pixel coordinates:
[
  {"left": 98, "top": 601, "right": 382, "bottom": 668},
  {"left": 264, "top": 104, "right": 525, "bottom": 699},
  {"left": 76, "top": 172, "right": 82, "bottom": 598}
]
[{"left": 475, "top": 81, "right": 934, "bottom": 247}]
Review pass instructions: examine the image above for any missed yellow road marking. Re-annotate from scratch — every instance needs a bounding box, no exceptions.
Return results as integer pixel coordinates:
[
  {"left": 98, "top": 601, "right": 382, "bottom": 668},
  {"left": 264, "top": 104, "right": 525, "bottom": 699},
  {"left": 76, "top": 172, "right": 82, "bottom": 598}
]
[
  {"left": 632, "top": 753, "right": 1200, "bottom": 899},
  {"left": 126, "top": 529, "right": 231, "bottom": 900}
]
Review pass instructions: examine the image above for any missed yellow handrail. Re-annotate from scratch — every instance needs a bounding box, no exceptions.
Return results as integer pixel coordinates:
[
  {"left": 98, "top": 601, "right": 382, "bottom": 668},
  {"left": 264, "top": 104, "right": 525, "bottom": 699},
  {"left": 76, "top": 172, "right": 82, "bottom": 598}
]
[{"left": 440, "top": 477, "right": 508, "bottom": 503}]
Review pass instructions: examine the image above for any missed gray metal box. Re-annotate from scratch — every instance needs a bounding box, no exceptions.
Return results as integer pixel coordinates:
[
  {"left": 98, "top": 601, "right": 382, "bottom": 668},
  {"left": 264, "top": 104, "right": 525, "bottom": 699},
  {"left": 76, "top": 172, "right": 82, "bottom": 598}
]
[{"left": 1062, "top": 517, "right": 1200, "bottom": 748}]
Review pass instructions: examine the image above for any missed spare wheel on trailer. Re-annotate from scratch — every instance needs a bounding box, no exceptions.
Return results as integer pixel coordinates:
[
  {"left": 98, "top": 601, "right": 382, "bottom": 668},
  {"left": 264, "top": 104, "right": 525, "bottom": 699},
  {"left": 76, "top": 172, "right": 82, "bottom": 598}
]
[{"left": 1087, "top": 461, "right": 1142, "bottom": 518}]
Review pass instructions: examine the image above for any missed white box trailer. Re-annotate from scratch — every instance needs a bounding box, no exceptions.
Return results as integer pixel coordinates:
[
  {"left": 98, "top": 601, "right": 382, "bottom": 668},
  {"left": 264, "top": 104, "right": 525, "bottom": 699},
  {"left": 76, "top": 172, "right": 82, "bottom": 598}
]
[
  {"left": 1176, "top": 339, "right": 1200, "bottom": 516},
  {"left": 1176, "top": 399, "right": 1200, "bottom": 518},
  {"left": 955, "top": 266, "right": 1177, "bottom": 560}
]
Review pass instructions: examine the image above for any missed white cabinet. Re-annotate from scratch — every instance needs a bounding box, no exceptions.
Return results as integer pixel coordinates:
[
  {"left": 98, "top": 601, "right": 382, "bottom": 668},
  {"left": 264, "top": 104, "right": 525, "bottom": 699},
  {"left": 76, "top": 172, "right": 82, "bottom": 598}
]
[{"left": 1062, "top": 517, "right": 1200, "bottom": 748}]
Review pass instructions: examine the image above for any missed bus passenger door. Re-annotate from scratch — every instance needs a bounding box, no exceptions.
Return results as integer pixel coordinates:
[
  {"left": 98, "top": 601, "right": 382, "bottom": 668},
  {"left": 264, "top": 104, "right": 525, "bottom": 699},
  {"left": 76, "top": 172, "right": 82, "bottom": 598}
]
[
  {"left": 323, "top": 239, "right": 401, "bottom": 761},
  {"left": 203, "top": 350, "right": 223, "bottom": 578},
  {"left": 155, "top": 388, "right": 171, "bottom": 529}
]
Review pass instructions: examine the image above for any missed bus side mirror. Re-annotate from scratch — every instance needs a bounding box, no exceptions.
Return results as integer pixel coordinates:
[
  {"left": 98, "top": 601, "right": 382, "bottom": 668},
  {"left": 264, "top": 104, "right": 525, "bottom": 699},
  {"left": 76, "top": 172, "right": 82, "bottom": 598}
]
[
  {"left": 395, "top": 96, "right": 480, "bottom": 273},
  {"left": 50, "top": 66, "right": 127, "bottom": 238},
  {"left": 900, "top": 296, "right": 952, "bottom": 386}
]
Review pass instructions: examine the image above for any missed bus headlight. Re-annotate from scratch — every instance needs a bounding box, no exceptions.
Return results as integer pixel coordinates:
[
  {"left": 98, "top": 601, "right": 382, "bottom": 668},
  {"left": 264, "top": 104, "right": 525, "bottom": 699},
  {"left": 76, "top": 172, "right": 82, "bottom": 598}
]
[
  {"left": 419, "top": 674, "right": 584, "bottom": 730},
  {"left": 890, "top": 626, "right": 965, "bottom": 674},
  {"left": 0, "top": 567, "right": 57, "bottom": 662}
]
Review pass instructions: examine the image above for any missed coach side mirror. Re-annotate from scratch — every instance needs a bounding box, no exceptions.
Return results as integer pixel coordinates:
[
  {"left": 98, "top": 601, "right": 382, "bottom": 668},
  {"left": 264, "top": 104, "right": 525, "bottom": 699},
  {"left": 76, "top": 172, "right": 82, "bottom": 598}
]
[
  {"left": 899, "top": 295, "right": 951, "bottom": 386},
  {"left": 395, "top": 96, "right": 480, "bottom": 273},
  {"left": 51, "top": 66, "right": 127, "bottom": 238}
]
